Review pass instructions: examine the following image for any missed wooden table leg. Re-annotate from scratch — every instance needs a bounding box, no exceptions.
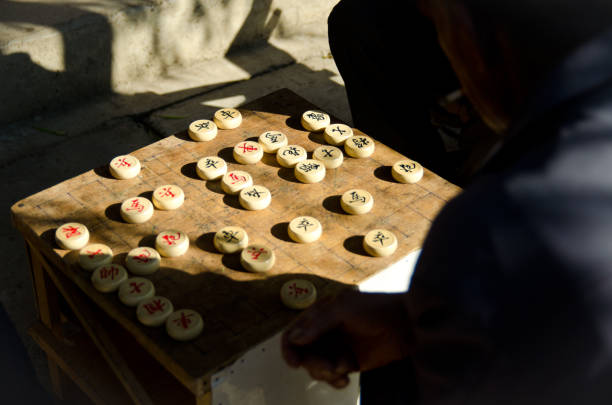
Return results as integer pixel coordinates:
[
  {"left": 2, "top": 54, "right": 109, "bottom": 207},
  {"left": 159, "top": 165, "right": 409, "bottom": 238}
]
[
  {"left": 24, "top": 242, "right": 214, "bottom": 404},
  {"left": 26, "top": 242, "right": 67, "bottom": 400},
  {"left": 29, "top": 246, "right": 155, "bottom": 405},
  {"left": 195, "top": 392, "right": 211, "bottom": 405}
]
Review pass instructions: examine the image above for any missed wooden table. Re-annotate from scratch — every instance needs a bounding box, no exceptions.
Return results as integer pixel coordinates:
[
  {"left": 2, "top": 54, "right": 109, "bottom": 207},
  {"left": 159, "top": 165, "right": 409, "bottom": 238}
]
[{"left": 11, "top": 89, "right": 461, "bottom": 405}]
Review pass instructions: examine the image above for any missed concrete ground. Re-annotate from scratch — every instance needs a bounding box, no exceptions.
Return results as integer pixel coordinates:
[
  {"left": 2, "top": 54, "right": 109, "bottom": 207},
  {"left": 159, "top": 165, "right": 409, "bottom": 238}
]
[{"left": 1, "top": 1, "right": 352, "bottom": 400}]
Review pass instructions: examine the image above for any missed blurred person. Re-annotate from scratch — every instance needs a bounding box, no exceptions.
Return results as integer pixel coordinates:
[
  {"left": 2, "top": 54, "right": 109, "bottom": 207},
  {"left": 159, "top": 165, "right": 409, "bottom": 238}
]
[{"left": 282, "top": 1, "right": 612, "bottom": 404}]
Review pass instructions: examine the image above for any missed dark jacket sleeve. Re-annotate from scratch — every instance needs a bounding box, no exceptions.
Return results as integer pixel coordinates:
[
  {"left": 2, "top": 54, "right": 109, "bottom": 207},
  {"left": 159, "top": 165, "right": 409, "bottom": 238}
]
[{"left": 406, "top": 105, "right": 612, "bottom": 403}]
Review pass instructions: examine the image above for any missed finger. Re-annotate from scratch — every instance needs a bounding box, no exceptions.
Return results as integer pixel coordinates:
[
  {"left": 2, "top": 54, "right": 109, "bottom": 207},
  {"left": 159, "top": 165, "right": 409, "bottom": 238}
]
[
  {"left": 307, "top": 362, "right": 343, "bottom": 383},
  {"left": 328, "top": 374, "right": 351, "bottom": 389},
  {"left": 281, "top": 329, "right": 302, "bottom": 368},
  {"left": 302, "top": 354, "right": 337, "bottom": 380},
  {"left": 299, "top": 347, "right": 356, "bottom": 383},
  {"left": 333, "top": 355, "right": 359, "bottom": 376},
  {"left": 307, "top": 365, "right": 351, "bottom": 389},
  {"left": 308, "top": 370, "right": 351, "bottom": 389}
]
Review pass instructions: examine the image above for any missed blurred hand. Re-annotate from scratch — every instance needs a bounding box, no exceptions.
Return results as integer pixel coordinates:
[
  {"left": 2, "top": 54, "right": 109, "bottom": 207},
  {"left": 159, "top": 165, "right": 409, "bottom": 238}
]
[{"left": 281, "top": 289, "right": 413, "bottom": 388}]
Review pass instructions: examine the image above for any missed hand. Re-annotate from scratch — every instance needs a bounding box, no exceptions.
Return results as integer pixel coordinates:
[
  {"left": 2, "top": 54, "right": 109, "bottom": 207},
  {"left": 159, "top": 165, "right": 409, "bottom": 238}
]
[{"left": 281, "top": 289, "right": 413, "bottom": 388}]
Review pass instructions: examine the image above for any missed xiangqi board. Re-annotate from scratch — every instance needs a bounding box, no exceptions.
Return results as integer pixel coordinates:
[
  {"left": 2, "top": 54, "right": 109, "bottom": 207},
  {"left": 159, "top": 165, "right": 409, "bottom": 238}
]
[{"left": 11, "top": 88, "right": 461, "bottom": 394}]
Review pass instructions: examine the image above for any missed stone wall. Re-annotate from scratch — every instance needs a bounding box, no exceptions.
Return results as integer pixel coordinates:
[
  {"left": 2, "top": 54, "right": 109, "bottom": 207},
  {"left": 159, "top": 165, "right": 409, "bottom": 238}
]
[{"left": 0, "top": 0, "right": 339, "bottom": 124}]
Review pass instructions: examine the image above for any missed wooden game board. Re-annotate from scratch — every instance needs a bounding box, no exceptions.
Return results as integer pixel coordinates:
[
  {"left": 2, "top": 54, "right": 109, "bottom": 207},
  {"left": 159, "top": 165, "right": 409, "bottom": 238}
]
[{"left": 11, "top": 89, "right": 461, "bottom": 398}]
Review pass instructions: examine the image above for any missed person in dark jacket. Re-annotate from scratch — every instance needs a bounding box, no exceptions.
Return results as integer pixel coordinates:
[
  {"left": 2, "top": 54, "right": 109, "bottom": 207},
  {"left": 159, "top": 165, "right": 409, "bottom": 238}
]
[{"left": 282, "top": 1, "right": 612, "bottom": 403}]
